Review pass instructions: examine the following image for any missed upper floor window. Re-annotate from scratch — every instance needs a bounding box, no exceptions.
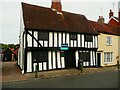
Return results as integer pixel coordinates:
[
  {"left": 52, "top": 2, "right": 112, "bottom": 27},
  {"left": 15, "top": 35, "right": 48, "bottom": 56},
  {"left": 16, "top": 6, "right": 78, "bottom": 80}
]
[
  {"left": 85, "top": 35, "right": 93, "bottom": 42},
  {"left": 104, "top": 52, "right": 113, "bottom": 63},
  {"left": 106, "top": 36, "right": 112, "bottom": 45},
  {"left": 38, "top": 31, "right": 48, "bottom": 40},
  {"left": 70, "top": 33, "right": 77, "bottom": 40}
]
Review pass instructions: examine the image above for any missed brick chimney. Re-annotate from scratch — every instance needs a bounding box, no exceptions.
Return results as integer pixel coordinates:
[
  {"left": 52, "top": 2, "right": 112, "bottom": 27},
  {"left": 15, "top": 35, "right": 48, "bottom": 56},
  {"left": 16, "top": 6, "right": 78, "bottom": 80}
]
[
  {"left": 109, "top": 9, "right": 114, "bottom": 19},
  {"left": 97, "top": 16, "right": 105, "bottom": 24},
  {"left": 51, "top": 0, "right": 62, "bottom": 12}
]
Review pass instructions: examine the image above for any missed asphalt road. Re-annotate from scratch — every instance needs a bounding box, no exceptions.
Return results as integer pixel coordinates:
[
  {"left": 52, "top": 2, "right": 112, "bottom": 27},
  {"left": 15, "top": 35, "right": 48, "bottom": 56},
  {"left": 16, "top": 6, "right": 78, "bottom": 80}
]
[{"left": 2, "top": 70, "right": 119, "bottom": 88}]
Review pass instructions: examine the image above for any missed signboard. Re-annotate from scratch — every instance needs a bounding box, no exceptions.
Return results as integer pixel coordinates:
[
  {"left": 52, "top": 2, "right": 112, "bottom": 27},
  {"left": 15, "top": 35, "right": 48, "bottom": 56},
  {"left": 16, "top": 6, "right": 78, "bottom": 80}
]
[{"left": 60, "top": 44, "right": 68, "bottom": 50}]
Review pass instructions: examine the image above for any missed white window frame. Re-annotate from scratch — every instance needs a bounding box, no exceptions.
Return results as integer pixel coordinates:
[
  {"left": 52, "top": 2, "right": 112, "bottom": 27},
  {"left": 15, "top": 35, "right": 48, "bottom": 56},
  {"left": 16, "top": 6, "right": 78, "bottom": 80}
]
[
  {"left": 106, "top": 36, "right": 112, "bottom": 45},
  {"left": 104, "top": 52, "right": 113, "bottom": 63}
]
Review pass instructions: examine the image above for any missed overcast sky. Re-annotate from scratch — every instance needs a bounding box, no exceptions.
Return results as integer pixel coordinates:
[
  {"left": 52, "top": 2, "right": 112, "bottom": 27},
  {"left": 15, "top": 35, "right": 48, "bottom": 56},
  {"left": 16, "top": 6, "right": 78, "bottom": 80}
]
[{"left": 0, "top": 0, "right": 119, "bottom": 44}]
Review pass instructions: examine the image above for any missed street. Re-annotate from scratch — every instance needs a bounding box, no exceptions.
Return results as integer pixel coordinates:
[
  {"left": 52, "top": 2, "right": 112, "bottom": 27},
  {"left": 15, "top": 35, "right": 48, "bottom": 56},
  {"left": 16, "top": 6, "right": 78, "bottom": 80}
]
[{"left": 2, "top": 70, "right": 118, "bottom": 88}]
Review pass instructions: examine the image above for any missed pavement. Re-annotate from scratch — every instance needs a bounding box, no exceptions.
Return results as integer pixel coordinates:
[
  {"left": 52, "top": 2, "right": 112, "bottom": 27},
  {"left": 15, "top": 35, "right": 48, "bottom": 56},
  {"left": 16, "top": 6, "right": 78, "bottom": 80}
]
[{"left": 1, "top": 61, "right": 118, "bottom": 83}]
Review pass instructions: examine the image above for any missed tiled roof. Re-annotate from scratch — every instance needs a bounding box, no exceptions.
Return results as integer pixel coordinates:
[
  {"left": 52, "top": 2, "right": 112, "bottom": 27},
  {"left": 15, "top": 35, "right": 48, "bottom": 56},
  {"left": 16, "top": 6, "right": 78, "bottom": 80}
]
[
  {"left": 89, "top": 20, "right": 120, "bottom": 36},
  {"left": 22, "top": 3, "right": 98, "bottom": 35},
  {"left": 113, "top": 16, "right": 119, "bottom": 21},
  {"left": 2, "top": 48, "right": 16, "bottom": 54}
]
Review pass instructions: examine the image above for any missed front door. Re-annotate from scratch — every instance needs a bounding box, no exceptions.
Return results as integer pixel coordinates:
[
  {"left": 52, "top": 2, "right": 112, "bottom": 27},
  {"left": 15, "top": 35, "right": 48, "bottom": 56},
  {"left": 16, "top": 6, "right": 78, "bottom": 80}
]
[
  {"left": 97, "top": 53, "right": 101, "bottom": 67},
  {"left": 64, "top": 50, "right": 76, "bottom": 68}
]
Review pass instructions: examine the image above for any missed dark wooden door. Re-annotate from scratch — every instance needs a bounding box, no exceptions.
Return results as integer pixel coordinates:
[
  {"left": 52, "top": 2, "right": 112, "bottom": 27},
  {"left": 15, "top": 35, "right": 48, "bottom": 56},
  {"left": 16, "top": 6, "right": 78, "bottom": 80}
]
[
  {"left": 64, "top": 50, "right": 76, "bottom": 68},
  {"left": 4, "top": 53, "right": 12, "bottom": 61},
  {"left": 97, "top": 53, "right": 101, "bottom": 67}
]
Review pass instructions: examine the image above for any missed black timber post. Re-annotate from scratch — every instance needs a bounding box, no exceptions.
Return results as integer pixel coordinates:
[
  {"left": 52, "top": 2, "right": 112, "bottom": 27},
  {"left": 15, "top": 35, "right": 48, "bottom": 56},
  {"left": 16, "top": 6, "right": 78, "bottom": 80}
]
[{"left": 24, "top": 29, "right": 28, "bottom": 73}]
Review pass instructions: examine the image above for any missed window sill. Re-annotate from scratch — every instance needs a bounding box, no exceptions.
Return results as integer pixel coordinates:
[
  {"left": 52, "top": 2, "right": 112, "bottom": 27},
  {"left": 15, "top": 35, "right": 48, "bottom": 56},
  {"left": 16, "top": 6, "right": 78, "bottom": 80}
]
[
  {"left": 106, "top": 45, "right": 112, "bottom": 46},
  {"left": 104, "top": 62, "right": 113, "bottom": 64}
]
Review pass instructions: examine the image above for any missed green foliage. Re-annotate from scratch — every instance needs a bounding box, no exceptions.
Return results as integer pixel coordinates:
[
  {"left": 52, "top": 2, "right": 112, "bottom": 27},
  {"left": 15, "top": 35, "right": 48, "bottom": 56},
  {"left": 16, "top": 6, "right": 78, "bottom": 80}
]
[{"left": 2, "top": 44, "right": 19, "bottom": 49}]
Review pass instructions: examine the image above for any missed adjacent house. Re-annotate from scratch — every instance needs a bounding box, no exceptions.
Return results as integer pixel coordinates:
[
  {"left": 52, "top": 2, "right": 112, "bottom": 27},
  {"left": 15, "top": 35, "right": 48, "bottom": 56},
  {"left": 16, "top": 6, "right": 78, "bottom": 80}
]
[
  {"left": 108, "top": 9, "right": 120, "bottom": 27},
  {"left": 18, "top": 1, "right": 99, "bottom": 74},
  {"left": 2, "top": 48, "right": 16, "bottom": 61},
  {"left": 90, "top": 17, "right": 120, "bottom": 67}
]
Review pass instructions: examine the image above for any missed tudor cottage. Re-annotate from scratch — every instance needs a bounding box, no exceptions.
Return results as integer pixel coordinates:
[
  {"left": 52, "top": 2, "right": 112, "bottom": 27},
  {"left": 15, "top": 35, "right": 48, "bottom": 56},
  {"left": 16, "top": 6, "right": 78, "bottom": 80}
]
[{"left": 18, "top": 1, "right": 99, "bottom": 74}]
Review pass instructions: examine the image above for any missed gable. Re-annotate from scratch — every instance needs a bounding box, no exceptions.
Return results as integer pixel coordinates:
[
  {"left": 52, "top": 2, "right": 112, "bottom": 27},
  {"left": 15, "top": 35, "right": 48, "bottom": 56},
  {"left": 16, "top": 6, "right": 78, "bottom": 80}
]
[
  {"left": 3, "top": 48, "right": 13, "bottom": 54},
  {"left": 108, "top": 18, "right": 119, "bottom": 27}
]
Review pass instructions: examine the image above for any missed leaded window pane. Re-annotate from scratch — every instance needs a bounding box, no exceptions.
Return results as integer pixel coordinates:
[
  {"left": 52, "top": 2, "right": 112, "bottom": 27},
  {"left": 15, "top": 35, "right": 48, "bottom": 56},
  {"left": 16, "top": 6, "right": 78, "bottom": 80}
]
[
  {"left": 38, "top": 31, "right": 48, "bottom": 40},
  {"left": 85, "top": 35, "right": 93, "bottom": 42},
  {"left": 70, "top": 33, "right": 77, "bottom": 40},
  {"left": 33, "top": 51, "right": 48, "bottom": 62}
]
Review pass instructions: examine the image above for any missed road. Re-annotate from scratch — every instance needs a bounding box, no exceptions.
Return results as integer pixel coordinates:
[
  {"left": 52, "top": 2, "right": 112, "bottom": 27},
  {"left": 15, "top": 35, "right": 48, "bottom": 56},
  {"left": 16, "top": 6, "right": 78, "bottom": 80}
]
[{"left": 2, "top": 70, "right": 119, "bottom": 88}]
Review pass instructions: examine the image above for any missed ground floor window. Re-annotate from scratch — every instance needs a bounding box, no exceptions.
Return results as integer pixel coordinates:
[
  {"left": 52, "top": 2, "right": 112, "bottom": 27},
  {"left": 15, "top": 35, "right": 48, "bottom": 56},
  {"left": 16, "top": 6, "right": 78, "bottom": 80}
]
[
  {"left": 104, "top": 52, "right": 113, "bottom": 63},
  {"left": 79, "top": 52, "right": 90, "bottom": 62},
  {"left": 33, "top": 51, "right": 48, "bottom": 62}
]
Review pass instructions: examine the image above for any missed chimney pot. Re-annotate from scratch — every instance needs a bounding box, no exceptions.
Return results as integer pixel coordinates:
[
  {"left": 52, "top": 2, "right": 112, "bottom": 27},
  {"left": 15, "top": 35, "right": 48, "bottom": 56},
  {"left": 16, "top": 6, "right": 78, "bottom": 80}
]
[
  {"left": 51, "top": 0, "right": 62, "bottom": 12},
  {"left": 109, "top": 9, "right": 114, "bottom": 19}
]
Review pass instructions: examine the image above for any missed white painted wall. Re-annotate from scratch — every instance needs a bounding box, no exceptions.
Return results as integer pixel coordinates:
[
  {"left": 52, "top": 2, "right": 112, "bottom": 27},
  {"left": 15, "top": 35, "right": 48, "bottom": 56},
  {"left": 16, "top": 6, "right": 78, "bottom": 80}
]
[
  {"left": 43, "top": 62, "right": 47, "bottom": 70},
  {"left": 19, "top": 5, "right": 25, "bottom": 73},
  {"left": 53, "top": 51, "right": 56, "bottom": 69},
  {"left": 75, "top": 51, "right": 79, "bottom": 67},
  {"left": 49, "top": 32, "right": 53, "bottom": 47},
  {"left": 63, "top": 33, "right": 65, "bottom": 44},
  {"left": 61, "top": 57, "right": 65, "bottom": 68},
  {"left": 44, "top": 41, "right": 48, "bottom": 47},
  {"left": 66, "top": 33, "right": 69, "bottom": 47},
  {"left": 78, "top": 34, "right": 81, "bottom": 47},
  {"left": 59, "top": 33, "right": 62, "bottom": 47},
  {"left": 82, "top": 34, "right": 84, "bottom": 47},
  {"left": 27, "top": 52, "right": 32, "bottom": 72},
  {"left": 48, "top": 51, "right": 52, "bottom": 70},
  {"left": 57, "top": 51, "right": 61, "bottom": 68},
  {"left": 34, "top": 31, "right": 38, "bottom": 47},
  {"left": 90, "top": 51, "right": 93, "bottom": 66},
  {"left": 27, "top": 31, "right": 32, "bottom": 47},
  {"left": 54, "top": 32, "right": 57, "bottom": 47}
]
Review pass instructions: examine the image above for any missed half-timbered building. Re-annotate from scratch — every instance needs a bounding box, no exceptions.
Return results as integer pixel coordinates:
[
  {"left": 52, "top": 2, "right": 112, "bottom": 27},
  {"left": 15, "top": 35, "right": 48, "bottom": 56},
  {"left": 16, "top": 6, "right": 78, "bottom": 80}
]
[{"left": 18, "top": 1, "right": 99, "bottom": 74}]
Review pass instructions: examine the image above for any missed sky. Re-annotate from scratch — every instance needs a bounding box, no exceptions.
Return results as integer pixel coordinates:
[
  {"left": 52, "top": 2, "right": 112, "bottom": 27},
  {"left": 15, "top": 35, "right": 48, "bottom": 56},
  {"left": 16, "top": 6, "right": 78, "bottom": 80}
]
[{"left": 0, "top": 0, "right": 119, "bottom": 44}]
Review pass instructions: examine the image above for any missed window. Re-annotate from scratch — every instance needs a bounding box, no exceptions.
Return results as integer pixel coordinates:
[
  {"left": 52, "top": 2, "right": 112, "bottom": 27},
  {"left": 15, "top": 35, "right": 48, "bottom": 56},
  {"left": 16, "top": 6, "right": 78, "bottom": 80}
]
[
  {"left": 33, "top": 51, "right": 48, "bottom": 62},
  {"left": 85, "top": 35, "right": 93, "bottom": 42},
  {"left": 79, "top": 52, "right": 90, "bottom": 61},
  {"left": 38, "top": 31, "right": 48, "bottom": 40},
  {"left": 104, "top": 52, "right": 113, "bottom": 63},
  {"left": 70, "top": 33, "right": 77, "bottom": 40},
  {"left": 106, "top": 36, "right": 112, "bottom": 45}
]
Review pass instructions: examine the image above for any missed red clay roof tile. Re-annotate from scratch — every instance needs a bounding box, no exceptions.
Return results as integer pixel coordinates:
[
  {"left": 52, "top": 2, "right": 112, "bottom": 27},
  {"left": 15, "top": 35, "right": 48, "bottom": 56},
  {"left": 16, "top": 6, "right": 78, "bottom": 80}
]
[
  {"left": 22, "top": 2, "right": 98, "bottom": 35},
  {"left": 89, "top": 20, "right": 120, "bottom": 36}
]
